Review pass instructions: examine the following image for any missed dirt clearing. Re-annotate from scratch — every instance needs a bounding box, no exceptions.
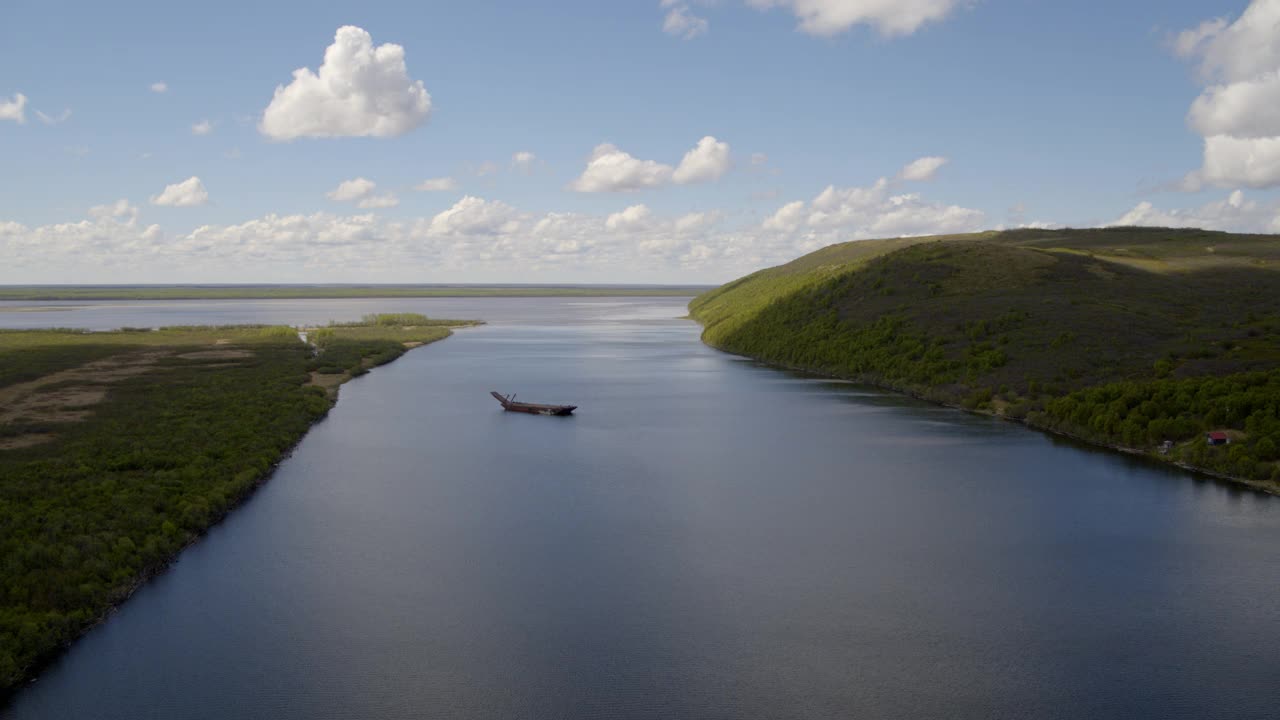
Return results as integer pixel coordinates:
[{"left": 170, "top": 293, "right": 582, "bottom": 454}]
[{"left": 0, "top": 351, "right": 170, "bottom": 443}]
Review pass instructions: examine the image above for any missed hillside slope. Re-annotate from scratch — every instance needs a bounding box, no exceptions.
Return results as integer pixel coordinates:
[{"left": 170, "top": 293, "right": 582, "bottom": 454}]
[{"left": 689, "top": 228, "right": 1280, "bottom": 489}]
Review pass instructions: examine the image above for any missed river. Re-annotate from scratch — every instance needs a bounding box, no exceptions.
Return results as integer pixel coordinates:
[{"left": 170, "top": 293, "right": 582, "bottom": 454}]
[{"left": 3, "top": 298, "right": 1280, "bottom": 719}]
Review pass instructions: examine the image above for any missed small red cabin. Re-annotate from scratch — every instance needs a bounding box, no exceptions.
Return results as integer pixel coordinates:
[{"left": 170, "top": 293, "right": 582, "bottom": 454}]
[{"left": 1206, "top": 431, "right": 1230, "bottom": 446}]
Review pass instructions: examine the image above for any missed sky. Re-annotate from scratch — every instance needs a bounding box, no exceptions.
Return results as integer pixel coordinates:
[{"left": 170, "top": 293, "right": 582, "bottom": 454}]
[{"left": 2, "top": 0, "right": 1280, "bottom": 284}]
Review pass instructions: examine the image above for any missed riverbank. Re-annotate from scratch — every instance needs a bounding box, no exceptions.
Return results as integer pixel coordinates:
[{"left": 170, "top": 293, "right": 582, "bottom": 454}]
[
  {"left": 0, "top": 314, "right": 477, "bottom": 696},
  {"left": 705, "top": 338, "right": 1280, "bottom": 496},
  {"left": 690, "top": 227, "right": 1280, "bottom": 493}
]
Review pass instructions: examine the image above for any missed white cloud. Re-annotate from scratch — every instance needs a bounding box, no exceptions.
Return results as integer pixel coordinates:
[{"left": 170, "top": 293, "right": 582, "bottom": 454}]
[
  {"left": 750, "top": 152, "right": 769, "bottom": 166},
  {"left": 1109, "top": 190, "right": 1280, "bottom": 232},
  {"left": 474, "top": 161, "right": 500, "bottom": 177},
  {"left": 1197, "top": 135, "right": 1280, "bottom": 189},
  {"left": 897, "top": 155, "right": 948, "bottom": 181},
  {"left": 1173, "top": 19, "right": 1228, "bottom": 59},
  {"left": 674, "top": 135, "right": 732, "bottom": 184},
  {"left": 89, "top": 199, "right": 140, "bottom": 223},
  {"left": 746, "top": 0, "right": 961, "bottom": 37},
  {"left": 763, "top": 200, "right": 807, "bottom": 231},
  {"left": 0, "top": 203, "right": 164, "bottom": 278},
  {"left": 2, "top": 176, "right": 988, "bottom": 283},
  {"left": 1177, "top": 1, "right": 1280, "bottom": 188},
  {"left": 511, "top": 151, "right": 537, "bottom": 174},
  {"left": 674, "top": 210, "right": 724, "bottom": 233},
  {"left": 259, "top": 25, "right": 432, "bottom": 140},
  {"left": 662, "top": 1, "right": 710, "bottom": 39},
  {"left": 605, "top": 204, "right": 654, "bottom": 232},
  {"left": 325, "top": 177, "right": 398, "bottom": 209},
  {"left": 150, "top": 177, "right": 209, "bottom": 207},
  {"left": 36, "top": 108, "right": 72, "bottom": 125},
  {"left": 1177, "top": 2, "right": 1280, "bottom": 83},
  {"left": 0, "top": 92, "right": 27, "bottom": 124},
  {"left": 327, "top": 177, "right": 377, "bottom": 202},
  {"left": 414, "top": 177, "right": 458, "bottom": 191},
  {"left": 1188, "top": 72, "right": 1280, "bottom": 139},
  {"left": 191, "top": 119, "right": 213, "bottom": 136},
  {"left": 150, "top": 82, "right": 168, "bottom": 94},
  {"left": 427, "top": 196, "right": 520, "bottom": 235},
  {"left": 571, "top": 136, "right": 730, "bottom": 192},
  {"left": 762, "top": 170, "right": 984, "bottom": 238},
  {"left": 570, "top": 143, "right": 675, "bottom": 192}
]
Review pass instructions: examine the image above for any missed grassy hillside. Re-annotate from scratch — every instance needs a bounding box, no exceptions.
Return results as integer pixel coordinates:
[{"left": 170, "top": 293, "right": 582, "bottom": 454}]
[
  {"left": 689, "top": 228, "right": 1280, "bottom": 489},
  {"left": 0, "top": 314, "right": 473, "bottom": 695}
]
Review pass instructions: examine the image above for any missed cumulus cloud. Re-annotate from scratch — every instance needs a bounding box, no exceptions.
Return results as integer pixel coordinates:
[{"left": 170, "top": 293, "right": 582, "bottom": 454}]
[
  {"left": 89, "top": 199, "right": 140, "bottom": 223},
  {"left": 746, "top": 0, "right": 961, "bottom": 37},
  {"left": 1173, "top": 19, "right": 1228, "bottom": 59},
  {"left": 427, "top": 196, "right": 520, "bottom": 235},
  {"left": 150, "top": 177, "right": 209, "bottom": 207},
  {"left": 1197, "top": 135, "right": 1280, "bottom": 189},
  {"left": 674, "top": 136, "right": 732, "bottom": 184},
  {"left": 761, "top": 169, "right": 984, "bottom": 239},
  {"left": 0, "top": 202, "right": 163, "bottom": 278},
  {"left": 570, "top": 143, "right": 675, "bottom": 192},
  {"left": 751, "top": 152, "right": 769, "bottom": 166},
  {"left": 2, "top": 177, "right": 987, "bottom": 283},
  {"left": 662, "top": 1, "right": 709, "bottom": 39},
  {"left": 606, "top": 204, "right": 654, "bottom": 232},
  {"left": 1109, "top": 190, "right": 1280, "bottom": 232},
  {"left": 326, "top": 177, "right": 398, "bottom": 208},
  {"left": 763, "top": 200, "right": 807, "bottom": 232},
  {"left": 674, "top": 210, "right": 724, "bottom": 233},
  {"left": 1177, "top": 1, "right": 1280, "bottom": 188},
  {"left": 897, "top": 155, "right": 948, "bottom": 181},
  {"left": 511, "top": 151, "right": 537, "bottom": 174},
  {"left": 260, "top": 25, "right": 432, "bottom": 140},
  {"left": 0, "top": 92, "right": 27, "bottom": 123},
  {"left": 327, "top": 177, "right": 377, "bottom": 202},
  {"left": 571, "top": 136, "right": 731, "bottom": 192},
  {"left": 150, "top": 82, "right": 168, "bottom": 94},
  {"left": 414, "top": 177, "right": 458, "bottom": 191},
  {"left": 191, "top": 119, "right": 213, "bottom": 136}
]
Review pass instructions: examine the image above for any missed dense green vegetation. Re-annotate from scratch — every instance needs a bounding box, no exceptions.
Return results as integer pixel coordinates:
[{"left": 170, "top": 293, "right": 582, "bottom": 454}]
[
  {"left": 0, "top": 285, "right": 707, "bottom": 301},
  {"left": 0, "top": 315, "right": 473, "bottom": 695},
  {"left": 689, "top": 227, "right": 1280, "bottom": 489}
]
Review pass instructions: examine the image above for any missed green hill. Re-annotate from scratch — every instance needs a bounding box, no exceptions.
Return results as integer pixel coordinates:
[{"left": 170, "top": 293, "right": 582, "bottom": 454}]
[{"left": 689, "top": 228, "right": 1280, "bottom": 489}]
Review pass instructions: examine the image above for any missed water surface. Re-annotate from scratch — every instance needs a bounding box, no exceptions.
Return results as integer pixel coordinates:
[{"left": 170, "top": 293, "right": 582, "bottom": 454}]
[{"left": 4, "top": 298, "right": 1280, "bottom": 719}]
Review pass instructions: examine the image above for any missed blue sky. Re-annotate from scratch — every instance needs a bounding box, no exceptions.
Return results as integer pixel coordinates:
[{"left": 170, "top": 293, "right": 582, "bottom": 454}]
[{"left": 2, "top": 0, "right": 1279, "bottom": 283}]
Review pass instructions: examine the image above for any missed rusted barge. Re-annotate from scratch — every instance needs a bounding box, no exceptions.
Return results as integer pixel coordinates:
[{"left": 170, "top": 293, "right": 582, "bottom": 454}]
[{"left": 490, "top": 391, "right": 577, "bottom": 416}]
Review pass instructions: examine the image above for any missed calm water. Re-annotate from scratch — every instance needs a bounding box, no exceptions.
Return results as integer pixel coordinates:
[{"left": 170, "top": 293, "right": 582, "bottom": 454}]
[{"left": 4, "top": 298, "right": 1280, "bottom": 719}]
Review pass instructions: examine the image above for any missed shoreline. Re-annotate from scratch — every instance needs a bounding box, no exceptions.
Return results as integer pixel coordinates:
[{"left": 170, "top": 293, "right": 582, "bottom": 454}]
[
  {"left": 0, "top": 327, "right": 465, "bottom": 704},
  {"left": 700, "top": 336, "right": 1280, "bottom": 498},
  {"left": 0, "top": 288, "right": 707, "bottom": 302}
]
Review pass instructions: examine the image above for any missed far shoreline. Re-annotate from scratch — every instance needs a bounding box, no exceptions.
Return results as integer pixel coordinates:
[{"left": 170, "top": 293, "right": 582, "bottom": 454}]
[{"left": 0, "top": 285, "right": 711, "bottom": 302}]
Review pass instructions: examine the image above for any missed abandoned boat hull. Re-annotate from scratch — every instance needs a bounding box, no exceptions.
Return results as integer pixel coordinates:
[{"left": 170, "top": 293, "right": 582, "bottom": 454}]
[{"left": 490, "top": 391, "right": 577, "bottom": 416}]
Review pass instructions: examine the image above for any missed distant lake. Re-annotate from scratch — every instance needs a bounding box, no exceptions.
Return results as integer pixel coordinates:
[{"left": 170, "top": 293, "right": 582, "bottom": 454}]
[{"left": 4, "top": 298, "right": 1280, "bottom": 719}]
